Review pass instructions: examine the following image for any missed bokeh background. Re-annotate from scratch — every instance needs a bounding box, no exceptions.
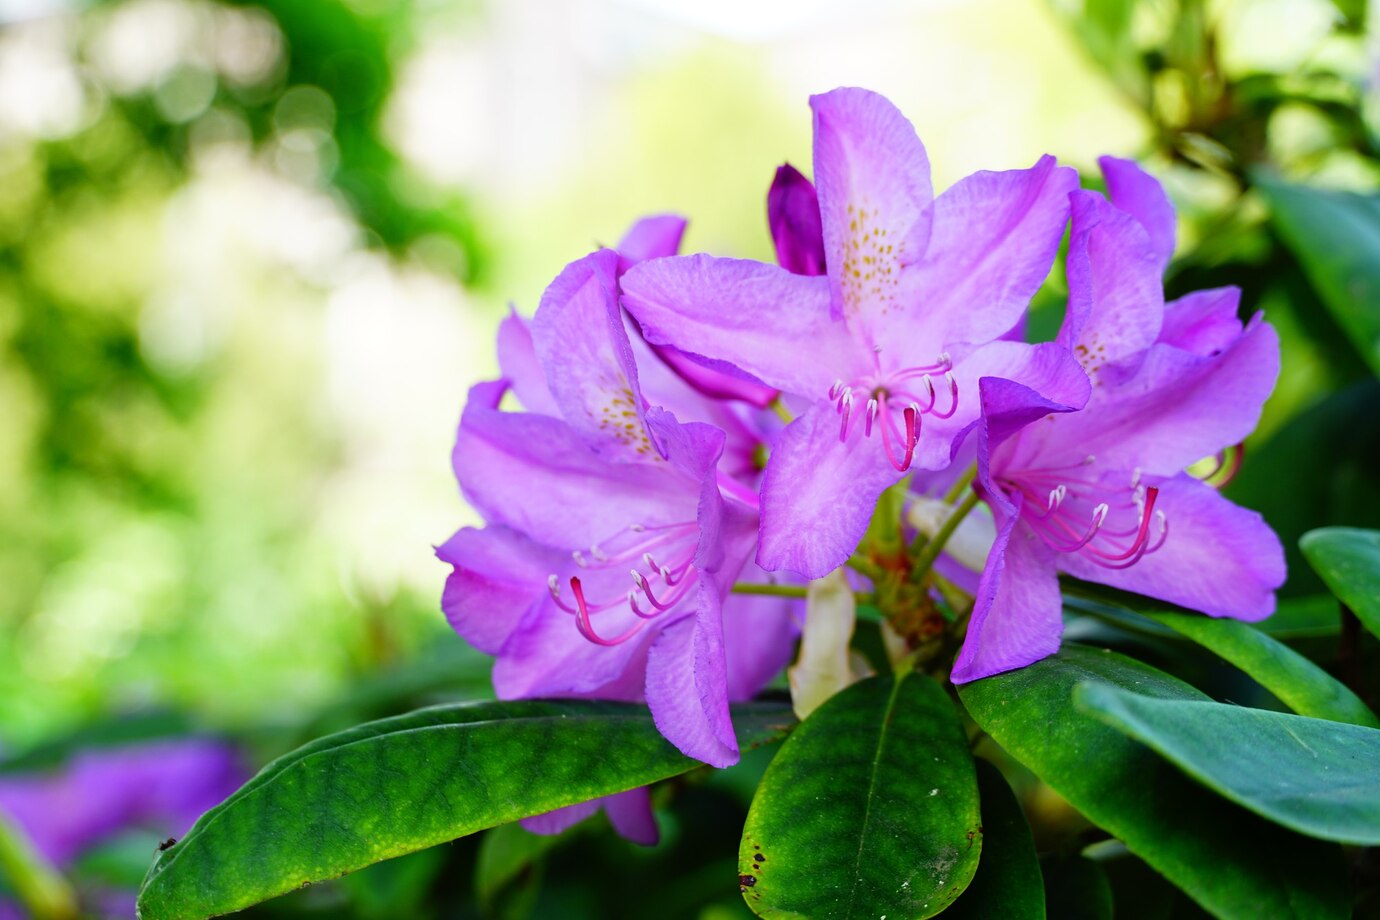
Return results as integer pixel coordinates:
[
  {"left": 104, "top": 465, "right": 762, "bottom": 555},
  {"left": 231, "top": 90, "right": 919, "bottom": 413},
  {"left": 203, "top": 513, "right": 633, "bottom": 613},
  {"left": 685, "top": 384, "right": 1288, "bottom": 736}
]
[{"left": 1, "top": 0, "right": 1377, "bottom": 916}]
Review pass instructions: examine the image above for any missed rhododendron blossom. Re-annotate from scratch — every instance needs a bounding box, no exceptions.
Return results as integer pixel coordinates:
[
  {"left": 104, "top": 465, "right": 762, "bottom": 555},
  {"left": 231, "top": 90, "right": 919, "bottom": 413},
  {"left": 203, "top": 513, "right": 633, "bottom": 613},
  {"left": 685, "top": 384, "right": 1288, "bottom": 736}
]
[{"left": 621, "top": 87, "right": 1086, "bottom": 578}]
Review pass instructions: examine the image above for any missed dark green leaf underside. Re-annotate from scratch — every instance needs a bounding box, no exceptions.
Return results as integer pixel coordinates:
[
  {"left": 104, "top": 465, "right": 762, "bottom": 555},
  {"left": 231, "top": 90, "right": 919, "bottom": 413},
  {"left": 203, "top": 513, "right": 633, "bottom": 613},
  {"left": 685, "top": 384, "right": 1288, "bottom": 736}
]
[{"left": 1300, "top": 527, "right": 1380, "bottom": 640}]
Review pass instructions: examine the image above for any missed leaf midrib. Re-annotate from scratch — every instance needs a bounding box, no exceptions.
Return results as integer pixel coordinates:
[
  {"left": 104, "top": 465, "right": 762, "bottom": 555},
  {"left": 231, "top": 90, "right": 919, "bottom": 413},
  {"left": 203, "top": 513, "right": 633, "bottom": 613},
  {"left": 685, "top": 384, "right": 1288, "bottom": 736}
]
[{"left": 843, "top": 674, "right": 907, "bottom": 919}]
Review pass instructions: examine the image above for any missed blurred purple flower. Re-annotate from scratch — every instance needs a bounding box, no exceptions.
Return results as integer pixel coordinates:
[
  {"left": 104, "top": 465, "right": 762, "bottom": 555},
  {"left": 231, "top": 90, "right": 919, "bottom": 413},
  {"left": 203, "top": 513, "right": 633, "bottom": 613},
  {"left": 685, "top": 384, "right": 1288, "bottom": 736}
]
[
  {"left": 621, "top": 87, "right": 1084, "bottom": 578},
  {"left": 951, "top": 159, "right": 1285, "bottom": 683},
  {"left": 0, "top": 738, "right": 244, "bottom": 868}
]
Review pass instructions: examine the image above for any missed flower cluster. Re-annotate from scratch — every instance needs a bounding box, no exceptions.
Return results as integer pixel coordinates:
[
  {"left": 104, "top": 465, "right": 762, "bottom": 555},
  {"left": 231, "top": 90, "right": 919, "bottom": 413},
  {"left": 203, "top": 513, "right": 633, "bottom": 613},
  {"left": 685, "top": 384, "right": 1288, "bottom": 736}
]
[{"left": 438, "top": 87, "right": 1284, "bottom": 801}]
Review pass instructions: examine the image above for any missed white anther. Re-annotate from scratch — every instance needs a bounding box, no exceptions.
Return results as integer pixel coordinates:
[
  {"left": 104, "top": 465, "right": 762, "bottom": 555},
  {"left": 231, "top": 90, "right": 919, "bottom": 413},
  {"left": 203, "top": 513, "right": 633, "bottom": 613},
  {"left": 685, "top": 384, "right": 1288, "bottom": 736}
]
[
  {"left": 829, "top": 379, "right": 846, "bottom": 399},
  {"left": 630, "top": 569, "right": 646, "bottom": 588},
  {"left": 938, "top": 351, "right": 952, "bottom": 368},
  {"left": 1092, "top": 503, "right": 1110, "bottom": 526},
  {"left": 1047, "top": 484, "right": 1067, "bottom": 511},
  {"left": 590, "top": 546, "right": 609, "bottom": 562},
  {"left": 628, "top": 523, "right": 646, "bottom": 532},
  {"left": 642, "top": 552, "right": 657, "bottom": 571},
  {"left": 548, "top": 574, "right": 561, "bottom": 593},
  {"left": 1082, "top": 454, "right": 1096, "bottom": 465},
  {"left": 572, "top": 550, "right": 589, "bottom": 568},
  {"left": 1130, "top": 467, "right": 1142, "bottom": 488}
]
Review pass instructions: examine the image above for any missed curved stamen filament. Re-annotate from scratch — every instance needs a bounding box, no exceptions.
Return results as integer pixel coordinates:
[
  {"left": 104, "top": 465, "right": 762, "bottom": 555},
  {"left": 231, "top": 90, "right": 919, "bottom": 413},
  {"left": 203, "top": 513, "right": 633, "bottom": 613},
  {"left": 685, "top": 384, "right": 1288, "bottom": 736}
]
[{"left": 570, "top": 577, "right": 648, "bottom": 646}]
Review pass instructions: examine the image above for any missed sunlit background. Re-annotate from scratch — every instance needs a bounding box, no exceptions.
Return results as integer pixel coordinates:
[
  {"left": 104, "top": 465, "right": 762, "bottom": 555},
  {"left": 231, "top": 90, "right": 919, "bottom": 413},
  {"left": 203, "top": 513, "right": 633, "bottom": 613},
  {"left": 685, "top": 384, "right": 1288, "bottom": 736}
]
[{"left": 1, "top": 0, "right": 1375, "bottom": 755}]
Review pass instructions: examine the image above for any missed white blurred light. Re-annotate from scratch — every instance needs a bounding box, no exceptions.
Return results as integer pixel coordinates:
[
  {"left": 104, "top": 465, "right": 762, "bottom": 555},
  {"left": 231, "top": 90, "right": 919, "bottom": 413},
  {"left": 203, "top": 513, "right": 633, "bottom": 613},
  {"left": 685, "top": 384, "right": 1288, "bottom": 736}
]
[{"left": 0, "top": 17, "right": 93, "bottom": 138}]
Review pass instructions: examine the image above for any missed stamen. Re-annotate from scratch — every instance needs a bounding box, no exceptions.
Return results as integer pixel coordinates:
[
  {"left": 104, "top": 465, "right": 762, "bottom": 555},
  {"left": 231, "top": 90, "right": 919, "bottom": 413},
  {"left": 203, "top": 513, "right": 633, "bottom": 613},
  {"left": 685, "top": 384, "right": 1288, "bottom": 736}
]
[
  {"left": 570, "top": 578, "right": 647, "bottom": 646},
  {"left": 865, "top": 398, "right": 878, "bottom": 437}
]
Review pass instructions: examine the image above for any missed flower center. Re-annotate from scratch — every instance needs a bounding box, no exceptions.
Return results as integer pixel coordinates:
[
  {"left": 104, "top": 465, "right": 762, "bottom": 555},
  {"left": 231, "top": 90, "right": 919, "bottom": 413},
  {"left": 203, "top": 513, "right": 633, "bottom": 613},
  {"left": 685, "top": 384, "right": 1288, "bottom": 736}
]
[
  {"left": 546, "top": 521, "right": 700, "bottom": 646},
  {"left": 1000, "top": 461, "right": 1168, "bottom": 569},
  {"left": 827, "top": 354, "right": 958, "bottom": 472}
]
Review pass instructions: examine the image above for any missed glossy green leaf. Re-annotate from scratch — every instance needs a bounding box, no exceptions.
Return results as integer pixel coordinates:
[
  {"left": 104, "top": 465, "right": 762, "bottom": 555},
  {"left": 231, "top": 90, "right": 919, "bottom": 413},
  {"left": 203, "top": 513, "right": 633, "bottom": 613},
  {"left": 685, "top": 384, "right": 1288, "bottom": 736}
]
[
  {"left": 1040, "top": 854, "right": 1112, "bottom": 920},
  {"left": 958, "top": 645, "right": 1347, "bottom": 919},
  {"left": 739, "top": 671, "right": 981, "bottom": 919},
  {"left": 945, "top": 760, "right": 1044, "bottom": 920},
  {"left": 1075, "top": 681, "right": 1380, "bottom": 846},
  {"left": 1301, "top": 527, "right": 1380, "bottom": 639},
  {"left": 1145, "top": 610, "right": 1378, "bottom": 727},
  {"left": 1261, "top": 181, "right": 1380, "bottom": 376},
  {"left": 137, "top": 699, "right": 794, "bottom": 920}
]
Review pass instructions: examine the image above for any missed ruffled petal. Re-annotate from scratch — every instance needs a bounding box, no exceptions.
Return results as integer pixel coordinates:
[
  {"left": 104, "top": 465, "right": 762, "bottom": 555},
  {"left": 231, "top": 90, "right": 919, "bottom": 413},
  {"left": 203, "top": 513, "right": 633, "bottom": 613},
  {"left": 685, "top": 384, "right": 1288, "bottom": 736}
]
[
  {"left": 916, "top": 340, "right": 1092, "bottom": 472},
  {"left": 768, "top": 163, "right": 826, "bottom": 276},
  {"left": 602, "top": 786, "right": 659, "bottom": 846},
  {"left": 893, "top": 156, "right": 1078, "bottom": 355},
  {"left": 617, "top": 214, "right": 687, "bottom": 271},
  {"left": 492, "top": 586, "right": 653, "bottom": 699},
  {"left": 1159, "top": 286, "right": 1244, "bottom": 356},
  {"left": 436, "top": 526, "right": 565, "bottom": 655},
  {"left": 721, "top": 570, "right": 801, "bottom": 701},
  {"left": 811, "top": 87, "right": 933, "bottom": 337},
  {"left": 496, "top": 309, "right": 558, "bottom": 415},
  {"left": 1058, "top": 190, "right": 1164, "bottom": 378},
  {"left": 757, "top": 405, "right": 904, "bottom": 578},
  {"left": 1025, "top": 315, "right": 1279, "bottom": 476},
  {"left": 531, "top": 249, "right": 660, "bottom": 461},
  {"left": 455, "top": 399, "right": 697, "bottom": 550},
  {"left": 1100, "top": 155, "right": 1176, "bottom": 272},
  {"left": 950, "top": 493, "right": 1063, "bottom": 683},
  {"left": 644, "top": 586, "right": 738, "bottom": 767},
  {"left": 621, "top": 254, "right": 866, "bottom": 397},
  {"left": 521, "top": 798, "right": 602, "bottom": 837},
  {"left": 1058, "top": 473, "right": 1283, "bottom": 620}
]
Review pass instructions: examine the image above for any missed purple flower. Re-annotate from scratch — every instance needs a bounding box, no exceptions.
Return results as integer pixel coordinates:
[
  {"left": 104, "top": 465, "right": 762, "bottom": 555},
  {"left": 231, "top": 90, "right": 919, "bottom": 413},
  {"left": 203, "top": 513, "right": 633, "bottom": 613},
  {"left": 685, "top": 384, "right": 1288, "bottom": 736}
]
[
  {"left": 0, "top": 738, "right": 245, "bottom": 868},
  {"left": 439, "top": 243, "right": 797, "bottom": 777},
  {"left": 621, "top": 87, "right": 1084, "bottom": 578},
  {"left": 950, "top": 159, "right": 1285, "bottom": 683}
]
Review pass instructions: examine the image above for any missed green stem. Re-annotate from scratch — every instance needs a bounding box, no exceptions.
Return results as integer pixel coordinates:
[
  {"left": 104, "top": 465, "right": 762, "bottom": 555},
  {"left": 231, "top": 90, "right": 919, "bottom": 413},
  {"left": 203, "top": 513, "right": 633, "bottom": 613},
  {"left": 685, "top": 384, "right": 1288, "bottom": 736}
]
[
  {"left": 770, "top": 398, "right": 794, "bottom": 424},
  {"left": 941, "top": 463, "right": 978, "bottom": 505},
  {"left": 911, "top": 489, "right": 982, "bottom": 580},
  {"left": 730, "top": 582, "right": 873, "bottom": 605}
]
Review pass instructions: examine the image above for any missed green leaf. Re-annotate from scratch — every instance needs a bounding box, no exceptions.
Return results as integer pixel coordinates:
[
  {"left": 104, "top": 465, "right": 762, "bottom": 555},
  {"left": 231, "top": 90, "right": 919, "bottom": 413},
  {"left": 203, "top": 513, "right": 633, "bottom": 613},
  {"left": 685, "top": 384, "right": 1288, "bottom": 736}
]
[
  {"left": 1040, "top": 854, "right": 1112, "bottom": 920},
  {"left": 1145, "top": 610, "right": 1378, "bottom": 727},
  {"left": 1300, "top": 527, "right": 1380, "bottom": 639},
  {"left": 1075, "top": 681, "right": 1380, "bottom": 846},
  {"left": 137, "top": 699, "right": 794, "bottom": 920},
  {"left": 739, "top": 671, "right": 981, "bottom": 919},
  {"left": 958, "top": 645, "right": 1348, "bottom": 919},
  {"left": 945, "top": 760, "right": 1044, "bottom": 920},
  {"left": 1259, "top": 180, "right": 1380, "bottom": 376},
  {"left": 1258, "top": 595, "right": 1341, "bottom": 639}
]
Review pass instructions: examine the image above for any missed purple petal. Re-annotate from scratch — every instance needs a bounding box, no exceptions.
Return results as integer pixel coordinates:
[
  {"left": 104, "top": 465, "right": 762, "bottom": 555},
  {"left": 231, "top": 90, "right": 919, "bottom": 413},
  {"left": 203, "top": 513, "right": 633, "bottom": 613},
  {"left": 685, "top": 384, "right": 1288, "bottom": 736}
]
[
  {"left": 1159, "top": 287, "right": 1244, "bottom": 356},
  {"left": 617, "top": 214, "right": 688, "bottom": 271},
  {"left": 811, "top": 87, "right": 933, "bottom": 334},
  {"left": 492, "top": 584, "right": 654, "bottom": 699},
  {"left": 496, "top": 309, "right": 558, "bottom": 416},
  {"left": 602, "top": 786, "right": 659, "bottom": 846},
  {"left": 1058, "top": 190, "right": 1164, "bottom": 378},
  {"left": 521, "top": 798, "right": 602, "bottom": 836},
  {"left": 768, "top": 163, "right": 826, "bottom": 276},
  {"left": 1023, "top": 315, "right": 1279, "bottom": 476},
  {"left": 721, "top": 571, "right": 802, "bottom": 701},
  {"left": 436, "top": 526, "right": 565, "bottom": 655},
  {"left": 455, "top": 398, "right": 699, "bottom": 550},
  {"left": 621, "top": 254, "right": 867, "bottom": 397},
  {"left": 644, "top": 585, "right": 738, "bottom": 767},
  {"left": 757, "top": 405, "right": 904, "bottom": 578},
  {"left": 950, "top": 494, "right": 1062, "bottom": 683},
  {"left": 918, "top": 340, "right": 1092, "bottom": 472},
  {"left": 1100, "top": 155, "right": 1176, "bottom": 271},
  {"left": 896, "top": 156, "right": 1078, "bottom": 355},
  {"left": 531, "top": 249, "right": 660, "bottom": 462},
  {"left": 1057, "top": 473, "right": 1284, "bottom": 620},
  {"left": 644, "top": 342, "right": 780, "bottom": 408}
]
